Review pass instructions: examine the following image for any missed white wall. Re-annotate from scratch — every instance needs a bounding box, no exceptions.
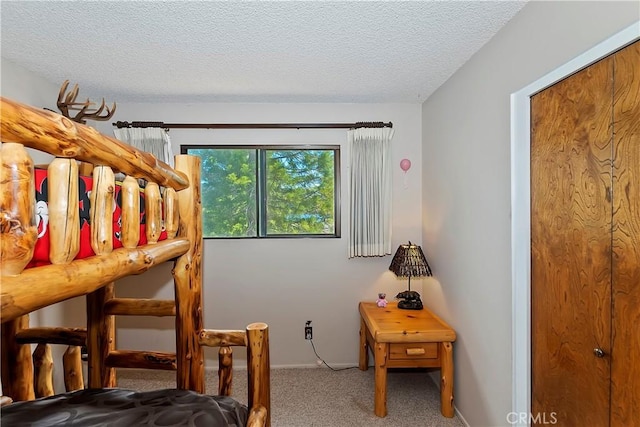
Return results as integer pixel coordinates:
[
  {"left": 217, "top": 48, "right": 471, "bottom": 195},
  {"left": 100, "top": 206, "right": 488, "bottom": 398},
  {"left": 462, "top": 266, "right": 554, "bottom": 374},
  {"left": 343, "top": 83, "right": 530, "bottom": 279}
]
[
  {"left": 110, "top": 102, "right": 423, "bottom": 368},
  {"left": 1, "top": 59, "right": 58, "bottom": 107},
  {"left": 421, "top": 2, "right": 639, "bottom": 426},
  {"left": 1, "top": 58, "right": 58, "bottom": 165}
]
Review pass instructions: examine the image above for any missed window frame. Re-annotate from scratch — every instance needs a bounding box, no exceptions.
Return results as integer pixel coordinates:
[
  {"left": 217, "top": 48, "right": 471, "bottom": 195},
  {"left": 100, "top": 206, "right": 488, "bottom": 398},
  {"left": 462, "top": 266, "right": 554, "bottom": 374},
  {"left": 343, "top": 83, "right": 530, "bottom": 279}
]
[{"left": 181, "top": 144, "right": 341, "bottom": 239}]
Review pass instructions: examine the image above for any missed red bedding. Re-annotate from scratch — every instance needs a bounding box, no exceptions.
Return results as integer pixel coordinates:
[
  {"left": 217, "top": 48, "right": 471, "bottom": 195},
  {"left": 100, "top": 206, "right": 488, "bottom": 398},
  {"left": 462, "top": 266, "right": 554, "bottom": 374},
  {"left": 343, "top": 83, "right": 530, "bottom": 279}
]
[{"left": 30, "top": 168, "right": 167, "bottom": 267}]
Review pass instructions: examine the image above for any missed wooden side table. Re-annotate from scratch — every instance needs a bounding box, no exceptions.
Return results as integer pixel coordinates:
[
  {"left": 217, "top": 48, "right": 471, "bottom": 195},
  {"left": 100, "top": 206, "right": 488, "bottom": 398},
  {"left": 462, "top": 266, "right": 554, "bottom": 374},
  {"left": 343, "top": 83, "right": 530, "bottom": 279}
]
[{"left": 358, "top": 301, "right": 456, "bottom": 418}]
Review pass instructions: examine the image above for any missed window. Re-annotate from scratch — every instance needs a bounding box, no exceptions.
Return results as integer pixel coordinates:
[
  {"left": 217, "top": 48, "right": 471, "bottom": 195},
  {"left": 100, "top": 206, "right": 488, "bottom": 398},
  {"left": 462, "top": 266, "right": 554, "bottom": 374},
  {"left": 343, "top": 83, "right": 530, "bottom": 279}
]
[{"left": 181, "top": 145, "right": 340, "bottom": 238}]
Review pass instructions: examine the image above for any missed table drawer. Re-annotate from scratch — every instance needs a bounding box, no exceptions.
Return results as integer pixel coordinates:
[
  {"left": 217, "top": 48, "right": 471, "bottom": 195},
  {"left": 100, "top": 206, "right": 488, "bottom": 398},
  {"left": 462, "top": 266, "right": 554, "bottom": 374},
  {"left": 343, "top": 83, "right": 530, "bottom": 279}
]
[{"left": 389, "top": 342, "right": 438, "bottom": 360}]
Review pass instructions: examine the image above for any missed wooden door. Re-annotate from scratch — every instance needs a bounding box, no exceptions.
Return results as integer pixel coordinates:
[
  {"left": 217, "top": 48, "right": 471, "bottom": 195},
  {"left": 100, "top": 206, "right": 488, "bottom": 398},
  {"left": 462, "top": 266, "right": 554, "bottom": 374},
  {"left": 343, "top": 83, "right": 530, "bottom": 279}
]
[
  {"left": 531, "top": 40, "right": 639, "bottom": 426},
  {"left": 530, "top": 55, "right": 614, "bottom": 425},
  {"left": 611, "top": 41, "right": 640, "bottom": 426}
]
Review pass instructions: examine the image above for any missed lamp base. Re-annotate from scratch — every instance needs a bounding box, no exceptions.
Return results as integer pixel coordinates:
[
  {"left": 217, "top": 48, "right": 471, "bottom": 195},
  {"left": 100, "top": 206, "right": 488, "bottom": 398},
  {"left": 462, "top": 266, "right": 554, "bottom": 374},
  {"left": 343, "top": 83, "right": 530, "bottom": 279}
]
[{"left": 395, "top": 290, "right": 424, "bottom": 310}]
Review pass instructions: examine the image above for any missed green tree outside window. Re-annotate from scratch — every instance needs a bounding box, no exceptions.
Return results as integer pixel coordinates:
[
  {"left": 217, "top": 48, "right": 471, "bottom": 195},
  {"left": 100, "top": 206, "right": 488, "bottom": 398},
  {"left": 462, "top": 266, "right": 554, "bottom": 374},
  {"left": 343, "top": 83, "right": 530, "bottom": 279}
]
[{"left": 182, "top": 145, "right": 340, "bottom": 238}]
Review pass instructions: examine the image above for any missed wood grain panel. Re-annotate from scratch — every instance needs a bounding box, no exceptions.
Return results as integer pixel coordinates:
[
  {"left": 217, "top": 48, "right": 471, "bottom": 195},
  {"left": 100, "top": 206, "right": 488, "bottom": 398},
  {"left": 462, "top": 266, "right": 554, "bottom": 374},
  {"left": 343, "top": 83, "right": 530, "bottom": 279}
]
[
  {"left": 531, "top": 55, "right": 613, "bottom": 425},
  {"left": 611, "top": 40, "right": 640, "bottom": 427}
]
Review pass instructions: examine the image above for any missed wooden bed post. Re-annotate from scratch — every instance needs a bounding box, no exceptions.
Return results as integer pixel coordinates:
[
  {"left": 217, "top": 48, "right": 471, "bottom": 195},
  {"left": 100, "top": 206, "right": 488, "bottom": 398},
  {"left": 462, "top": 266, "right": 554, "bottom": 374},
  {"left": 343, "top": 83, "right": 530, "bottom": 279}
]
[
  {"left": 120, "top": 176, "right": 140, "bottom": 249},
  {"left": 86, "top": 166, "right": 116, "bottom": 388},
  {"left": 63, "top": 346, "right": 84, "bottom": 391},
  {"left": 164, "top": 188, "right": 179, "bottom": 239},
  {"left": 47, "top": 158, "right": 80, "bottom": 264},
  {"left": 173, "top": 155, "right": 204, "bottom": 392},
  {"left": 32, "top": 343, "right": 54, "bottom": 398},
  {"left": 145, "top": 182, "right": 162, "bottom": 244},
  {"left": 1, "top": 142, "right": 37, "bottom": 401},
  {"left": 247, "top": 323, "right": 271, "bottom": 427},
  {"left": 218, "top": 346, "right": 233, "bottom": 396},
  {"left": 1, "top": 316, "right": 35, "bottom": 401},
  {"left": 0, "top": 142, "right": 37, "bottom": 275}
]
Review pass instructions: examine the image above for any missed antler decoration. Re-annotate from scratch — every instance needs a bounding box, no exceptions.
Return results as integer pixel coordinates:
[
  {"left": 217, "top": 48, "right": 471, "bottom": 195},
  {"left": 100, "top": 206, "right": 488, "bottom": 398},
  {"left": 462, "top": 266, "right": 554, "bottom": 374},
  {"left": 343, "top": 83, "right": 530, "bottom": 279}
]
[{"left": 56, "top": 80, "right": 116, "bottom": 124}]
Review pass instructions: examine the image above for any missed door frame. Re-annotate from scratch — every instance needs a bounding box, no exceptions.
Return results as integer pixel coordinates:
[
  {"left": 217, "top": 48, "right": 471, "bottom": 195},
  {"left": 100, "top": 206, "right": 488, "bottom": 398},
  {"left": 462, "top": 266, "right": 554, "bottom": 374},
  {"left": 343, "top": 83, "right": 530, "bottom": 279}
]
[{"left": 510, "top": 22, "right": 639, "bottom": 426}]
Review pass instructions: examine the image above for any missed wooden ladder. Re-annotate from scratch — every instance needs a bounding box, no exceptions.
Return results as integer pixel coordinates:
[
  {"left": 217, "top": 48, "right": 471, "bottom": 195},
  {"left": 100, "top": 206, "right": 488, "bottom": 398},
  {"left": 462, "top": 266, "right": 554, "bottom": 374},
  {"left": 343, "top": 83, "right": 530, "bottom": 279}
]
[{"left": 87, "top": 290, "right": 182, "bottom": 387}]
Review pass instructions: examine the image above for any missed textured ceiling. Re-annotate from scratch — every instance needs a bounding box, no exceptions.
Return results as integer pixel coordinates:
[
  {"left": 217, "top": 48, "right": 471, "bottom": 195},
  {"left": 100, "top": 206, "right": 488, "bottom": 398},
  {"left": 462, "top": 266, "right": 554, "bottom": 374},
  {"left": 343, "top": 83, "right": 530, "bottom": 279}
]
[{"left": 1, "top": 1, "right": 526, "bottom": 104}]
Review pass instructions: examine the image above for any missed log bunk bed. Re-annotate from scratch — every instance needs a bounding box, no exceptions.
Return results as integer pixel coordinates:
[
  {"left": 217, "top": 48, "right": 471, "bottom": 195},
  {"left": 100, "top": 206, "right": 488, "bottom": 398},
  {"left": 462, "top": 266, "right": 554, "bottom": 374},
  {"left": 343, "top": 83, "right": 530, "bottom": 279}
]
[{"left": 0, "top": 95, "right": 270, "bottom": 426}]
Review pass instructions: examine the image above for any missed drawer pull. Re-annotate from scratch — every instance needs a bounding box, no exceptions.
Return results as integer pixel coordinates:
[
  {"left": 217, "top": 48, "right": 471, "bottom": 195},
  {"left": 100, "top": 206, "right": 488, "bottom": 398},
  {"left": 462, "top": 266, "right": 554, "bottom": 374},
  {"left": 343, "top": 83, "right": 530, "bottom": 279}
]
[{"left": 406, "top": 348, "right": 425, "bottom": 356}]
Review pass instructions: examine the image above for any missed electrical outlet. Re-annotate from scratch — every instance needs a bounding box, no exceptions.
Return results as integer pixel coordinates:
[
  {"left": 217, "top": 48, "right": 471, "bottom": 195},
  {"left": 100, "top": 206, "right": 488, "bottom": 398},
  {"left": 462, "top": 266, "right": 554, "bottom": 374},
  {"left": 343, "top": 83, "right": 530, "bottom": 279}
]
[{"left": 305, "top": 320, "right": 313, "bottom": 340}]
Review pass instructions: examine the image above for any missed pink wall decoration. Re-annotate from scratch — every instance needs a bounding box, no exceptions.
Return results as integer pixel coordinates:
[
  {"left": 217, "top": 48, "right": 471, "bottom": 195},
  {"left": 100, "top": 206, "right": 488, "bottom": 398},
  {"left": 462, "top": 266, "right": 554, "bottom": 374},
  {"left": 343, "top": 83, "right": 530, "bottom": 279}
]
[{"left": 400, "top": 158, "right": 412, "bottom": 188}]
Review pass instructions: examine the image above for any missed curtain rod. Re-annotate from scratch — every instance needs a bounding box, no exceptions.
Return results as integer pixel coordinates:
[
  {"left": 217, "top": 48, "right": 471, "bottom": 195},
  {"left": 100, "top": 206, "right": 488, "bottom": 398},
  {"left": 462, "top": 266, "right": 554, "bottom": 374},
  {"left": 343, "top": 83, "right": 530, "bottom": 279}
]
[{"left": 112, "top": 121, "right": 392, "bottom": 130}]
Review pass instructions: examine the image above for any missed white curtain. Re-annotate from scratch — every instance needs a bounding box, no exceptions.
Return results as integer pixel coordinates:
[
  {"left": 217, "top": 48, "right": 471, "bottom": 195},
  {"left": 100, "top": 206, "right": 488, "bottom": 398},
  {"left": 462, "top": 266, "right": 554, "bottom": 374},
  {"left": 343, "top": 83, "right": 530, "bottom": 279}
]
[
  {"left": 348, "top": 127, "right": 394, "bottom": 258},
  {"left": 113, "top": 127, "right": 174, "bottom": 167}
]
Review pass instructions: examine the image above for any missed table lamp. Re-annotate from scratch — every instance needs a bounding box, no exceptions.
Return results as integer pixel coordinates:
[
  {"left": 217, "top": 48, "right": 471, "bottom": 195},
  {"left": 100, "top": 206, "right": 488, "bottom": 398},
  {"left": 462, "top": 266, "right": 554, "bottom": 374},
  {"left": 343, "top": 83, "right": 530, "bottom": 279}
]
[{"left": 388, "top": 241, "right": 432, "bottom": 310}]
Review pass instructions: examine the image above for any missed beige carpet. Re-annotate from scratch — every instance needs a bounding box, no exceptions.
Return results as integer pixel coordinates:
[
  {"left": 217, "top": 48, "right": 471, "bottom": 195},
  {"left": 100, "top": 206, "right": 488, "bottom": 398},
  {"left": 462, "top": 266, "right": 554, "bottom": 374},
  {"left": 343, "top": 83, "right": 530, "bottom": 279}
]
[{"left": 118, "top": 367, "right": 465, "bottom": 427}]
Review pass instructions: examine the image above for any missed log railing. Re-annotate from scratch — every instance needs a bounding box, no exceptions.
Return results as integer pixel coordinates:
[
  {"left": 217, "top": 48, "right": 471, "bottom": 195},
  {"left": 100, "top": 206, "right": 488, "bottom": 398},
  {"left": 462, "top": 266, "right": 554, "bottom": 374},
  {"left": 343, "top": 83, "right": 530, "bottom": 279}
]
[
  {"left": 16, "top": 327, "right": 86, "bottom": 393},
  {"left": 200, "top": 323, "right": 271, "bottom": 427},
  {"left": 1, "top": 96, "right": 270, "bottom": 427},
  {"left": 0, "top": 341, "right": 83, "bottom": 402},
  {"left": 1, "top": 96, "right": 194, "bottom": 323},
  {"left": 12, "top": 327, "right": 87, "bottom": 399},
  {"left": 1, "top": 97, "right": 198, "bottom": 397},
  {"left": 0, "top": 97, "right": 188, "bottom": 189}
]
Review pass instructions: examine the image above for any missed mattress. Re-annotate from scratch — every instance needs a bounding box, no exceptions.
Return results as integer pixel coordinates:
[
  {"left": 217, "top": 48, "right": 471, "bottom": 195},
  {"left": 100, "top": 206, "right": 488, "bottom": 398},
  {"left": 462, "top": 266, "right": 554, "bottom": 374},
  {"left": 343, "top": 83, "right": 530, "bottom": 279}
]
[
  {"left": 0, "top": 388, "right": 248, "bottom": 426},
  {"left": 30, "top": 168, "right": 167, "bottom": 267}
]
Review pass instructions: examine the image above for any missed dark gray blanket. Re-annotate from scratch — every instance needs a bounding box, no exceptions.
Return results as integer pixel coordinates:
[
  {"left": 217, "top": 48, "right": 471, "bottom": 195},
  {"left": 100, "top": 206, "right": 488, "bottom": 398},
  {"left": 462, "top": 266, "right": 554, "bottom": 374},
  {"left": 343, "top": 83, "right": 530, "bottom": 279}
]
[{"left": 0, "top": 388, "right": 248, "bottom": 426}]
